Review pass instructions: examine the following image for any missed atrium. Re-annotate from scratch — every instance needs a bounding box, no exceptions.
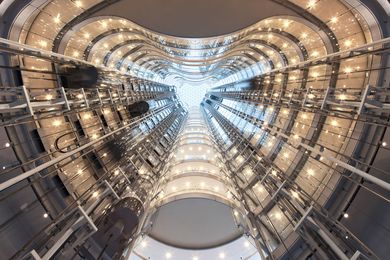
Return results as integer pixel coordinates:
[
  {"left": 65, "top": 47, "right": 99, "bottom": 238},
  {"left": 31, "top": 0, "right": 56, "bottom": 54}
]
[{"left": 0, "top": 0, "right": 389, "bottom": 259}]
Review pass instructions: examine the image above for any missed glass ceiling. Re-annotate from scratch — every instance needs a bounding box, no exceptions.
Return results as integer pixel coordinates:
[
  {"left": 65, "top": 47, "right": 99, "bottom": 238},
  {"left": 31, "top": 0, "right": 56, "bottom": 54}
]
[{"left": 176, "top": 83, "right": 210, "bottom": 107}]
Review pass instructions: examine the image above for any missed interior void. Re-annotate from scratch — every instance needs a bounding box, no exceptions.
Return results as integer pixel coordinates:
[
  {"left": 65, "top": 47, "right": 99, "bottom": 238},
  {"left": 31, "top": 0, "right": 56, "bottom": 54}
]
[{"left": 0, "top": 1, "right": 389, "bottom": 260}]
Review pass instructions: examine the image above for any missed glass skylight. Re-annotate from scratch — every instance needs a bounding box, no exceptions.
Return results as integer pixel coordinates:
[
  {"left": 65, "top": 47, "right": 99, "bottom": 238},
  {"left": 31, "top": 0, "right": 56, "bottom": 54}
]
[{"left": 176, "top": 83, "right": 210, "bottom": 108}]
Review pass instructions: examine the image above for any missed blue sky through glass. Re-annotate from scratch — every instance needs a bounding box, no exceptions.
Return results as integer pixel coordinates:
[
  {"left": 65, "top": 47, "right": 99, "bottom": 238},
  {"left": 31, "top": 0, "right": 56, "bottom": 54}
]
[{"left": 177, "top": 83, "right": 210, "bottom": 108}]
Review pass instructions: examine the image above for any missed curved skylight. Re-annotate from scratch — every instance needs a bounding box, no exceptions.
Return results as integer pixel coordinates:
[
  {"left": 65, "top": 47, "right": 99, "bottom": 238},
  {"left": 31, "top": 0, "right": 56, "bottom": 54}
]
[{"left": 176, "top": 83, "right": 210, "bottom": 107}]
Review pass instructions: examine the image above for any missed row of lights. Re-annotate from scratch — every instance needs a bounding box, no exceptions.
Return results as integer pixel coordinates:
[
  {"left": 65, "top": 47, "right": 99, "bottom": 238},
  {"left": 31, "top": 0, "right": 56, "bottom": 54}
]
[
  {"left": 162, "top": 252, "right": 226, "bottom": 260},
  {"left": 140, "top": 240, "right": 254, "bottom": 258},
  {"left": 35, "top": 0, "right": 362, "bottom": 78},
  {"left": 181, "top": 146, "right": 212, "bottom": 151},
  {"left": 174, "top": 168, "right": 218, "bottom": 173},
  {"left": 169, "top": 184, "right": 221, "bottom": 192}
]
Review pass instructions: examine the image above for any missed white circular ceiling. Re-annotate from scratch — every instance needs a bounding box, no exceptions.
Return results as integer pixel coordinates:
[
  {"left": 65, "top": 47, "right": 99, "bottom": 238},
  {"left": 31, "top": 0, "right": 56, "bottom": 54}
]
[{"left": 149, "top": 198, "right": 244, "bottom": 249}]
